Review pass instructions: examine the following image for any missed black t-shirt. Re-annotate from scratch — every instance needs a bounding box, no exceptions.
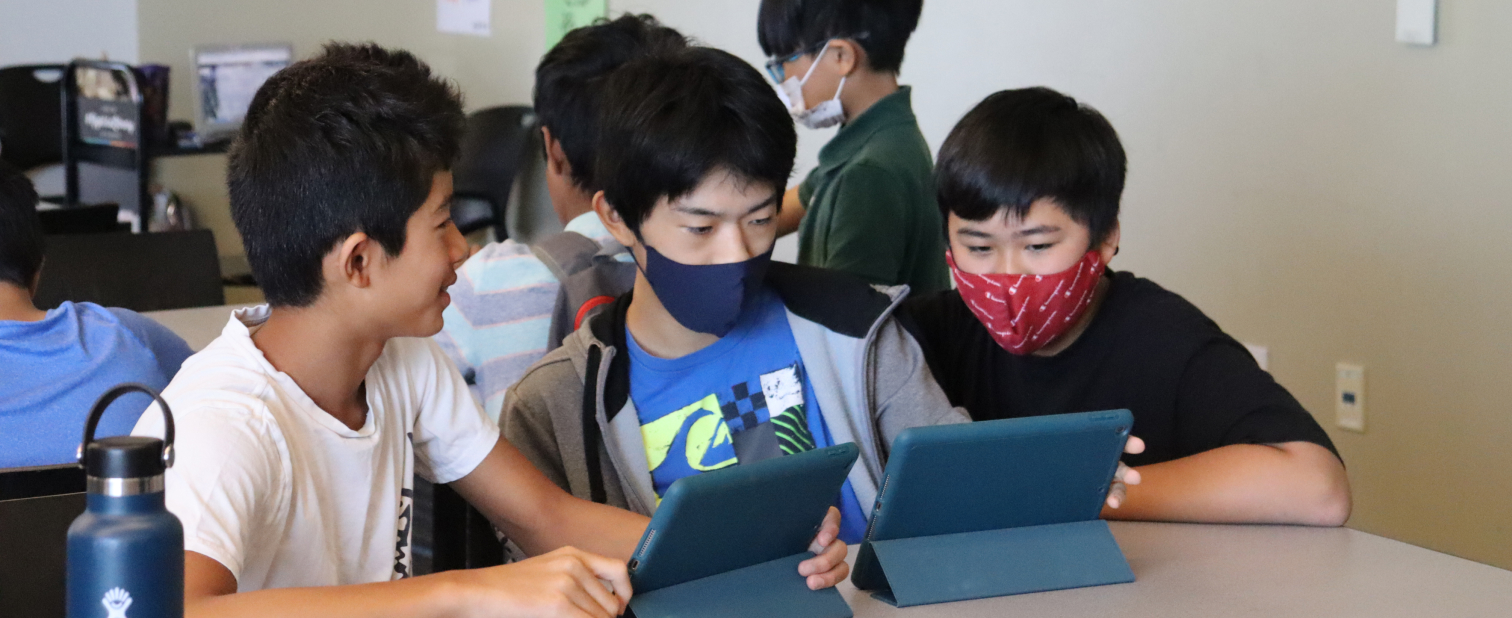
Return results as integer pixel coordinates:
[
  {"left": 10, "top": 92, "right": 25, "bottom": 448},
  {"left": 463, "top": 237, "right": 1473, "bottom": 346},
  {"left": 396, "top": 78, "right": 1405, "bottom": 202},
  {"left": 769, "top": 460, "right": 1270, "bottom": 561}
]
[{"left": 902, "top": 271, "right": 1338, "bottom": 467}]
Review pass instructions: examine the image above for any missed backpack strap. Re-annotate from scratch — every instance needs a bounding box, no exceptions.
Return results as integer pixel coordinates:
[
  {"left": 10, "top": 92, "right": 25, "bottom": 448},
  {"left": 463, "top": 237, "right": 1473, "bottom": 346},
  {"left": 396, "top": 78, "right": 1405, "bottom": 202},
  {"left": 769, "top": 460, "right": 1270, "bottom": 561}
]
[
  {"left": 547, "top": 259, "right": 637, "bottom": 351},
  {"left": 582, "top": 345, "right": 607, "bottom": 504},
  {"left": 575, "top": 295, "right": 618, "bottom": 331},
  {"left": 580, "top": 296, "right": 634, "bottom": 506},
  {"left": 529, "top": 231, "right": 603, "bottom": 282}
]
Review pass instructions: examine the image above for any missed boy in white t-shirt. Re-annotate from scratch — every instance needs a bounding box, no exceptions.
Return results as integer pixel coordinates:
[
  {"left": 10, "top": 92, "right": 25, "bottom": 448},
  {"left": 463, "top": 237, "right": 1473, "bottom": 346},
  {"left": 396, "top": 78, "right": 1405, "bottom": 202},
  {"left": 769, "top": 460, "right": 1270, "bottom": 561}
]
[{"left": 133, "top": 43, "right": 848, "bottom": 618}]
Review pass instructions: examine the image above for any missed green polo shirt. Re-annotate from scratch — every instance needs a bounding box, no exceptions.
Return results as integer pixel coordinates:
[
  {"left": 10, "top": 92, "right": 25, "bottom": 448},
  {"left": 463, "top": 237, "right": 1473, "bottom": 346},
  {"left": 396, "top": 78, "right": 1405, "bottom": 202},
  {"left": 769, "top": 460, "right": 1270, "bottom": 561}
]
[{"left": 796, "top": 86, "right": 949, "bottom": 295}]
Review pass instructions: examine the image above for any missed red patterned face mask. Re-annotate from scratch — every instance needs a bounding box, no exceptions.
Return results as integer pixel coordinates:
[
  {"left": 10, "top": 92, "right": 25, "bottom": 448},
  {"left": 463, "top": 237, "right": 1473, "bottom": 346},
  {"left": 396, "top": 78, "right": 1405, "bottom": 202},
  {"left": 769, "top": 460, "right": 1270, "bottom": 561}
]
[{"left": 948, "top": 249, "right": 1107, "bottom": 355}]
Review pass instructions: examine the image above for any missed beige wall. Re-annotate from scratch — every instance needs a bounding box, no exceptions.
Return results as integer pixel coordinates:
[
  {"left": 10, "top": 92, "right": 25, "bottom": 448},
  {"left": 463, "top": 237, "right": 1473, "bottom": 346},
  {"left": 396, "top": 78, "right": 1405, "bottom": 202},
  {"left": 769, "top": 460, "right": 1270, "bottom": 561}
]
[
  {"left": 626, "top": 0, "right": 1512, "bottom": 569},
  {"left": 136, "top": 0, "right": 549, "bottom": 265},
  {"left": 133, "top": 0, "right": 1512, "bottom": 568},
  {"left": 0, "top": 0, "right": 138, "bottom": 66}
]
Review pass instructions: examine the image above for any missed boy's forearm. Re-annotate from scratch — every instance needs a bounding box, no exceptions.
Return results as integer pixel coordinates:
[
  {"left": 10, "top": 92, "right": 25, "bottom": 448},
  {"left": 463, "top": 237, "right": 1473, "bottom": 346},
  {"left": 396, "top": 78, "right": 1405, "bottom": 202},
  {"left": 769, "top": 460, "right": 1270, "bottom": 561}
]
[
  {"left": 187, "top": 572, "right": 462, "bottom": 618},
  {"left": 450, "top": 437, "right": 649, "bottom": 560},
  {"left": 777, "top": 185, "right": 806, "bottom": 236},
  {"left": 1104, "top": 442, "right": 1351, "bottom": 526},
  {"left": 523, "top": 494, "right": 648, "bottom": 561}
]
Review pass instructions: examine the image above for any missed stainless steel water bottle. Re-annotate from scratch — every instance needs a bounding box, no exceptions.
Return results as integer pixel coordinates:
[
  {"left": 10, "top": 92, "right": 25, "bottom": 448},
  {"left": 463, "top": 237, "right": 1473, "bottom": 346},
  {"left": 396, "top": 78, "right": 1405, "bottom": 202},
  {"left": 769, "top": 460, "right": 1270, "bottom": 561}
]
[{"left": 67, "top": 383, "right": 183, "bottom": 618}]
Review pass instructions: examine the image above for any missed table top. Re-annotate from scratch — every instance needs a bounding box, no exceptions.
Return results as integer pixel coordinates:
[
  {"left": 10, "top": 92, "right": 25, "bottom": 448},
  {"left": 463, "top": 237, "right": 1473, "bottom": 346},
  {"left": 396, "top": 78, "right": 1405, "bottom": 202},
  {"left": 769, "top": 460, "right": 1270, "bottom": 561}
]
[
  {"left": 139, "top": 308, "right": 1512, "bottom": 615},
  {"left": 144, "top": 303, "right": 251, "bottom": 351},
  {"left": 840, "top": 521, "right": 1512, "bottom": 617}
]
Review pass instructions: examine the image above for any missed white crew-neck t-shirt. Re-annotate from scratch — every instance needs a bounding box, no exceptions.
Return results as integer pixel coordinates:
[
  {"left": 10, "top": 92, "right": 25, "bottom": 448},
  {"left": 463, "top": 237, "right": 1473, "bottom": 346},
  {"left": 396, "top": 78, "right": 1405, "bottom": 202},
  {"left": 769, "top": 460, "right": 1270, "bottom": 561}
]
[{"left": 133, "top": 306, "right": 499, "bottom": 591}]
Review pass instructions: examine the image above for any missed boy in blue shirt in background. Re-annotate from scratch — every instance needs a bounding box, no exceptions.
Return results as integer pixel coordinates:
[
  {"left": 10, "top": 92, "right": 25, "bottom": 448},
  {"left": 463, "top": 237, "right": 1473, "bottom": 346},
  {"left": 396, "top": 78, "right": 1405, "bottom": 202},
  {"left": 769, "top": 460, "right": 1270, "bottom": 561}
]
[{"left": 0, "top": 160, "right": 192, "bottom": 468}]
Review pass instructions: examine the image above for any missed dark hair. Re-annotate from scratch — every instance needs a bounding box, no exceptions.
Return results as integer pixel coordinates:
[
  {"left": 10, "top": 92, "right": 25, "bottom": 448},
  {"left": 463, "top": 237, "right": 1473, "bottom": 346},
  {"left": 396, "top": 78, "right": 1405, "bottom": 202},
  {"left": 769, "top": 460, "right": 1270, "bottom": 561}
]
[
  {"left": 757, "top": 0, "right": 923, "bottom": 73},
  {"left": 228, "top": 42, "right": 465, "bottom": 307},
  {"left": 936, "top": 87, "right": 1126, "bottom": 248},
  {"left": 0, "top": 159, "right": 44, "bottom": 288},
  {"left": 596, "top": 47, "right": 796, "bottom": 234},
  {"left": 535, "top": 14, "right": 688, "bottom": 192}
]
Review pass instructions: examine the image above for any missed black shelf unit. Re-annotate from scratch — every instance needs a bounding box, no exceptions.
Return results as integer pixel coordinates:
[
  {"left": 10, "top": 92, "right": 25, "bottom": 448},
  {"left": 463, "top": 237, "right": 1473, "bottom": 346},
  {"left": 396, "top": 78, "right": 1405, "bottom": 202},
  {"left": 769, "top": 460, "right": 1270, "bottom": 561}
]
[{"left": 60, "top": 59, "right": 226, "bottom": 231}]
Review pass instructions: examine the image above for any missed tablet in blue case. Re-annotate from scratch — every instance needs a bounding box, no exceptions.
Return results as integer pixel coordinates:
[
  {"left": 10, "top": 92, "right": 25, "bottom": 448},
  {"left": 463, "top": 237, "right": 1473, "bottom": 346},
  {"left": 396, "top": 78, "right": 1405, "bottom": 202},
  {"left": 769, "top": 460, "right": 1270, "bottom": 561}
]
[
  {"left": 851, "top": 409, "right": 1137, "bottom": 607},
  {"left": 627, "top": 443, "right": 859, "bottom": 618}
]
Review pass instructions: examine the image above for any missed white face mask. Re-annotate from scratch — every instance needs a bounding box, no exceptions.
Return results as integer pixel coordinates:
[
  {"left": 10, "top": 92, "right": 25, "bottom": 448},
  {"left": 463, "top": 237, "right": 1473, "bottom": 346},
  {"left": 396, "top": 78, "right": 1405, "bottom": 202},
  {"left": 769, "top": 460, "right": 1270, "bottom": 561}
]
[{"left": 774, "top": 44, "right": 847, "bottom": 130}]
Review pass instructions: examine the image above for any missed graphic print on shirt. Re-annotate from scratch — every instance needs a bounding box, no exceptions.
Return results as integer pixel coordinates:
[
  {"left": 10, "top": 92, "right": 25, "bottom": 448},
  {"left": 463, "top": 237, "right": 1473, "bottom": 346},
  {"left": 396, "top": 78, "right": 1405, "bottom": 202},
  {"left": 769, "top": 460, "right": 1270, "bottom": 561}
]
[
  {"left": 640, "top": 364, "right": 814, "bottom": 501},
  {"left": 393, "top": 432, "right": 415, "bottom": 578},
  {"left": 749, "top": 365, "right": 815, "bottom": 455}
]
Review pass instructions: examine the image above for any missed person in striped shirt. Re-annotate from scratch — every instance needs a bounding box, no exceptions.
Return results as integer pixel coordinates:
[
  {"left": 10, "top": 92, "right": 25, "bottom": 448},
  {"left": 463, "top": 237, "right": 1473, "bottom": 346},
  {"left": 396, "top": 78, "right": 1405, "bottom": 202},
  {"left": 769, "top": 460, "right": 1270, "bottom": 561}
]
[{"left": 436, "top": 15, "right": 687, "bottom": 418}]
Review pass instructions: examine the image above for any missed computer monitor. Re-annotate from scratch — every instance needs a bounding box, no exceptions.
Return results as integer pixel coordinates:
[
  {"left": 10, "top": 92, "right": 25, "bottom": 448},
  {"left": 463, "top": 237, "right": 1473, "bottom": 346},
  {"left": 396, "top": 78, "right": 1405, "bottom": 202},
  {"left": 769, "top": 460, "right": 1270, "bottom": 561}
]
[
  {"left": 192, "top": 43, "right": 292, "bottom": 141},
  {"left": 0, "top": 464, "right": 85, "bottom": 618}
]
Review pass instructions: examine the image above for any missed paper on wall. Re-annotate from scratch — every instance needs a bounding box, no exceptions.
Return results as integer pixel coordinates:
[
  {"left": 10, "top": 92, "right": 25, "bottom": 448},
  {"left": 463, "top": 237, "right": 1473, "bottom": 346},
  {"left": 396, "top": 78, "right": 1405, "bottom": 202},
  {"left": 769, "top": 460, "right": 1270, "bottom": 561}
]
[{"left": 438, "top": 0, "right": 491, "bottom": 37}]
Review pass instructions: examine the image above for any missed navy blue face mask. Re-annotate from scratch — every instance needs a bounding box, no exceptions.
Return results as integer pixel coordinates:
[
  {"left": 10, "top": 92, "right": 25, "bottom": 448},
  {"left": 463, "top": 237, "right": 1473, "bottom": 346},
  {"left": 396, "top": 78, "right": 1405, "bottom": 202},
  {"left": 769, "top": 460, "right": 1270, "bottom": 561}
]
[{"left": 639, "top": 243, "right": 773, "bottom": 337}]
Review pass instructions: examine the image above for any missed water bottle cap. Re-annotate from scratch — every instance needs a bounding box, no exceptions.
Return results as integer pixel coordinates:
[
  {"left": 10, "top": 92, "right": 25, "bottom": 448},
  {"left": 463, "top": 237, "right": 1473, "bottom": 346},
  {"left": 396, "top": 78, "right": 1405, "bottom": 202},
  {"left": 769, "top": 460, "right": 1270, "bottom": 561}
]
[
  {"left": 78, "top": 383, "right": 175, "bottom": 481},
  {"left": 84, "top": 436, "right": 168, "bottom": 480}
]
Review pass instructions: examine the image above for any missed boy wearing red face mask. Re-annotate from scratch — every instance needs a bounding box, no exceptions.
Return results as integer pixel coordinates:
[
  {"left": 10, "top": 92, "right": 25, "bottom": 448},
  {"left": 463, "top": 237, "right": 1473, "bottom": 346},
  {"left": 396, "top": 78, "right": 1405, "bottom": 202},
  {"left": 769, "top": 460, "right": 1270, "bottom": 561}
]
[{"left": 903, "top": 87, "right": 1352, "bottom": 526}]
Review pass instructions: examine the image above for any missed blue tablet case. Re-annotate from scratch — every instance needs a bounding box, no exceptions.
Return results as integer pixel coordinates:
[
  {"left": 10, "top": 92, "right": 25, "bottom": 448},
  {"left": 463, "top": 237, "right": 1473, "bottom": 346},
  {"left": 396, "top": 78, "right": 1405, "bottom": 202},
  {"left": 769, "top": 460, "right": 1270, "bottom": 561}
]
[
  {"left": 851, "top": 410, "right": 1137, "bottom": 607},
  {"left": 627, "top": 443, "right": 859, "bottom": 618}
]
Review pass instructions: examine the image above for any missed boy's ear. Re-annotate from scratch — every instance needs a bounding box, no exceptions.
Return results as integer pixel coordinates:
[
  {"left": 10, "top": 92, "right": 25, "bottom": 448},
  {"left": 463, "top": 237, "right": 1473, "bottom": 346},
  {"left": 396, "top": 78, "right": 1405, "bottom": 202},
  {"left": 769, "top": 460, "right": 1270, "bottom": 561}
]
[
  {"left": 326, "top": 232, "right": 379, "bottom": 292},
  {"left": 832, "top": 39, "right": 864, "bottom": 76},
  {"left": 27, "top": 261, "right": 43, "bottom": 297},
  {"left": 541, "top": 127, "right": 571, "bottom": 177},
  {"left": 1099, "top": 222, "right": 1122, "bottom": 265},
  {"left": 593, "top": 190, "right": 639, "bottom": 249}
]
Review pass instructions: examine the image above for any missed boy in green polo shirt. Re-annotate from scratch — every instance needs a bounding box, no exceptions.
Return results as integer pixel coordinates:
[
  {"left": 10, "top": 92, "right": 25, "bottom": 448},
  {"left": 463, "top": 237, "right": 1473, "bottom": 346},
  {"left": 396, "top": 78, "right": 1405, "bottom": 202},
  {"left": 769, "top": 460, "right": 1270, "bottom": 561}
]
[{"left": 758, "top": 0, "right": 949, "bottom": 295}]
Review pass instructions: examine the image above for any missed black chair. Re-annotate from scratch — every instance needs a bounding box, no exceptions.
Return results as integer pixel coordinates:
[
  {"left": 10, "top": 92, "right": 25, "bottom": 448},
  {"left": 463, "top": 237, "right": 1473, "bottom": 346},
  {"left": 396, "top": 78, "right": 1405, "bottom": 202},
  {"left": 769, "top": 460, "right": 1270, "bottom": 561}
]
[
  {"left": 425, "top": 481, "right": 505, "bottom": 572},
  {"left": 0, "top": 464, "right": 86, "bottom": 618},
  {"left": 33, "top": 229, "right": 225, "bottom": 312},
  {"left": 451, "top": 106, "right": 539, "bottom": 239},
  {"left": 36, "top": 203, "right": 124, "bottom": 235},
  {"left": 0, "top": 64, "right": 65, "bottom": 173}
]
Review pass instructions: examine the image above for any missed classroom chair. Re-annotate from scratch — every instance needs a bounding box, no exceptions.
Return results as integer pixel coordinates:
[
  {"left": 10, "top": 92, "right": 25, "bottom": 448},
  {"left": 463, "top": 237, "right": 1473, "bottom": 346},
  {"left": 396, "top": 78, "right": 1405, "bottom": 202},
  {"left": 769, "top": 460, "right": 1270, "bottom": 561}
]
[
  {"left": 450, "top": 105, "right": 539, "bottom": 240},
  {"left": 33, "top": 229, "right": 225, "bottom": 312}
]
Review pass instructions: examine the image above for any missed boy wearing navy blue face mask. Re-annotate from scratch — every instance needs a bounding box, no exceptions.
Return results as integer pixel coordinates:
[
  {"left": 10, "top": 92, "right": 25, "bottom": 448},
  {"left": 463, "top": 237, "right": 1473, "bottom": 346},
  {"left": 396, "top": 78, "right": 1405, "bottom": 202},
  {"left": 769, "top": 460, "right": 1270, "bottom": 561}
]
[{"left": 499, "top": 46, "right": 969, "bottom": 549}]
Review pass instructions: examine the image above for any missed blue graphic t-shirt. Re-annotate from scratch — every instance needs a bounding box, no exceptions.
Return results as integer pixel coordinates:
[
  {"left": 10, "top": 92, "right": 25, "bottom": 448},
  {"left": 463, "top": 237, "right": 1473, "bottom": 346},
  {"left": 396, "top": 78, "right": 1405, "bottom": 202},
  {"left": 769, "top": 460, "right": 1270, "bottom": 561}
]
[{"left": 626, "top": 288, "right": 868, "bottom": 542}]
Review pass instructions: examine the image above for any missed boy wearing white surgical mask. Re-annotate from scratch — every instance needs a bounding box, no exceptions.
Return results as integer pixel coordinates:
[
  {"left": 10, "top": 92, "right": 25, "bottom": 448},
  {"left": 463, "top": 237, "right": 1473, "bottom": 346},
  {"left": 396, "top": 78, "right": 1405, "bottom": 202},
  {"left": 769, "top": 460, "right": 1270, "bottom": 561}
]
[
  {"left": 905, "top": 87, "right": 1353, "bottom": 527},
  {"left": 758, "top": 0, "right": 950, "bottom": 295}
]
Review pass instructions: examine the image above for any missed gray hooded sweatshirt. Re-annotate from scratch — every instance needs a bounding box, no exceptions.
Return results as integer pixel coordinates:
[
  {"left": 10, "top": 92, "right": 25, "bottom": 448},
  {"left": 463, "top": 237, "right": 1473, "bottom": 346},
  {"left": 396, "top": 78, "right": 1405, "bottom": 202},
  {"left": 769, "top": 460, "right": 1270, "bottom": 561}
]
[{"left": 500, "top": 262, "right": 967, "bottom": 518}]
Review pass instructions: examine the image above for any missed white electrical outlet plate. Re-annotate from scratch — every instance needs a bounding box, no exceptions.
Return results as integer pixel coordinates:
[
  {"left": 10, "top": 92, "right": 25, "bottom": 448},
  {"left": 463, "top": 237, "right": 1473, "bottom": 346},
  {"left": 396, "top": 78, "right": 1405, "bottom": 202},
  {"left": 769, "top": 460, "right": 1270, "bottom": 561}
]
[
  {"left": 1336, "top": 363, "right": 1366, "bottom": 432},
  {"left": 1242, "top": 343, "right": 1269, "bottom": 371},
  {"left": 1396, "top": 0, "right": 1438, "bottom": 46}
]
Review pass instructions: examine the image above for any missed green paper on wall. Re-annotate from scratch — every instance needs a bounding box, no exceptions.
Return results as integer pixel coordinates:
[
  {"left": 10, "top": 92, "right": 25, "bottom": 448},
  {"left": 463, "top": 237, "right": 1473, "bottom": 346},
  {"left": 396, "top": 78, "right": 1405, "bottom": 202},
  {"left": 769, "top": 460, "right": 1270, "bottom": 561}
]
[{"left": 545, "top": 0, "right": 608, "bottom": 49}]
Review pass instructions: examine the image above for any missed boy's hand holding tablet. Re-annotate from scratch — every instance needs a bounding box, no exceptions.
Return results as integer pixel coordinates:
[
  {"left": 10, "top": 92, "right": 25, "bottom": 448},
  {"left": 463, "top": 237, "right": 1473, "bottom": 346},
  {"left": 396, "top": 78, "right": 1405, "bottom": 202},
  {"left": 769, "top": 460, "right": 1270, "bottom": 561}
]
[
  {"left": 1108, "top": 436, "right": 1147, "bottom": 510},
  {"left": 801, "top": 507, "right": 851, "bottom": 590}
]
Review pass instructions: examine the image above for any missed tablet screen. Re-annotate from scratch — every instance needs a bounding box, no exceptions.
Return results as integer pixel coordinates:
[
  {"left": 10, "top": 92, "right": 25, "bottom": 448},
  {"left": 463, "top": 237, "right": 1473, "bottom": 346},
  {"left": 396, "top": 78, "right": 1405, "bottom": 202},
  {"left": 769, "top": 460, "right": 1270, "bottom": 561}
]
[
  {"left": 866, "top": 410, "right": 1132, "bottom": 543},
  {"left": 629, "top": 443, "right": 859, "bottom": 593}
]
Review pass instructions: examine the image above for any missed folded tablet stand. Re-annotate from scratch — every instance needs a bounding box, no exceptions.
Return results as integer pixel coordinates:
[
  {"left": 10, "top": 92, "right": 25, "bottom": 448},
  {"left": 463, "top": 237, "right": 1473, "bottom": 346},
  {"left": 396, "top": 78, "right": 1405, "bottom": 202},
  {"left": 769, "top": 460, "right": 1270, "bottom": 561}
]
[
  {"left": 625, "top": 444, "right": 859, "bottom": 618},
  {"left": 629, "top": 552, "right": 851, "bottom": 618},
  {"left": 860, "top": 518, "right": 1134, "bottom": 607}
]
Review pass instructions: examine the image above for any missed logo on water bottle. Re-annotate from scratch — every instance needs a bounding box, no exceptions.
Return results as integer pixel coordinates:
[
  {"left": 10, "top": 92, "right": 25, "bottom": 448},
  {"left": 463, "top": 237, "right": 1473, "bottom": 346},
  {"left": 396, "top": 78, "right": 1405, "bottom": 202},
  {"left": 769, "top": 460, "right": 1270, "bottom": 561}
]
[{"left": 102, "top": 588, "right": 133, "bottom": 618}]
